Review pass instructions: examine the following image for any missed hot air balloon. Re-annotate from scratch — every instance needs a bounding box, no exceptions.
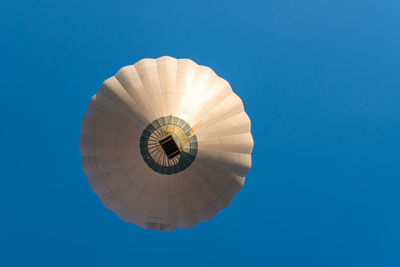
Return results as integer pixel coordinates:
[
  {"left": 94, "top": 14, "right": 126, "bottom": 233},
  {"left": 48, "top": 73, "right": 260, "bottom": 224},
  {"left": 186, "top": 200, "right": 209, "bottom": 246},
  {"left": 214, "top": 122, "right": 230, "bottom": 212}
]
[{"left": 79, "top": 56, "right": 253, "bottom": 231}]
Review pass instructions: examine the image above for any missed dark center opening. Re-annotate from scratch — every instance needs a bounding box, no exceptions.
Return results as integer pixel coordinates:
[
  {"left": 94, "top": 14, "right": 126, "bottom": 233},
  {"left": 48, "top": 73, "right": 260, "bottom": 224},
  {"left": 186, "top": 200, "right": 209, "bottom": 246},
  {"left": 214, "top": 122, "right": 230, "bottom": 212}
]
[{"left": 159, "top": 135, "right": 181, "bottom": 159}]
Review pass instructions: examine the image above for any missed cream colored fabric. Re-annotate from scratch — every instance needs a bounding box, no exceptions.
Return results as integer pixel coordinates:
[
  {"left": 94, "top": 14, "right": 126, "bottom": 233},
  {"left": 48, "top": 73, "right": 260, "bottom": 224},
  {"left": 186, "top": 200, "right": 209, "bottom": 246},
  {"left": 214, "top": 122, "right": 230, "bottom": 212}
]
[{"left": 79, "top": 56, "right": 253, "bottom": 231}]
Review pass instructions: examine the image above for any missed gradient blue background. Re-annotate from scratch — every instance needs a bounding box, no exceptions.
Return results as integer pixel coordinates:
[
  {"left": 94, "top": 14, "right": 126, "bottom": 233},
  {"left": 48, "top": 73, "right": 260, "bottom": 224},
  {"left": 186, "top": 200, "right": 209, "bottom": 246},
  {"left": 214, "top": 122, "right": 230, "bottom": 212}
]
[{"left": 1, "top": 1, "right": 399, "bottom": 266}]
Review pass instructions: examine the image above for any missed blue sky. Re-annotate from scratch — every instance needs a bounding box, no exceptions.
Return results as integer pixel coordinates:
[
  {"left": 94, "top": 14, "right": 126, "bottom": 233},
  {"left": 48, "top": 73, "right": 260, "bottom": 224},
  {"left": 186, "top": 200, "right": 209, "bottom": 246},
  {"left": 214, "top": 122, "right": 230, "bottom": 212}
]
[{"left": 1, "top": 0, "right": 399, "bottom": 266}]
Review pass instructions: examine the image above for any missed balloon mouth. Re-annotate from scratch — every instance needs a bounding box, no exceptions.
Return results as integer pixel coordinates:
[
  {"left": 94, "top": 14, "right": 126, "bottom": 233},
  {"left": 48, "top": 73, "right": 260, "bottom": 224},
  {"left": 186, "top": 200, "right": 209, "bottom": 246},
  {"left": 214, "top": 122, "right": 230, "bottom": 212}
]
[{"left": 139, "top": 115, "right": 198, "bottom": 175}]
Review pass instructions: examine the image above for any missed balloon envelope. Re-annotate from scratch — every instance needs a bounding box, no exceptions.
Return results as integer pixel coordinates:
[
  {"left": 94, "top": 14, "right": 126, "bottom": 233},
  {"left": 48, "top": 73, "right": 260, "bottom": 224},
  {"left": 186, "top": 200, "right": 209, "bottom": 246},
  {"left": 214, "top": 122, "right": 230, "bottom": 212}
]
[{"left": 79, "top": 56, "right": 253, "bottom": 230}]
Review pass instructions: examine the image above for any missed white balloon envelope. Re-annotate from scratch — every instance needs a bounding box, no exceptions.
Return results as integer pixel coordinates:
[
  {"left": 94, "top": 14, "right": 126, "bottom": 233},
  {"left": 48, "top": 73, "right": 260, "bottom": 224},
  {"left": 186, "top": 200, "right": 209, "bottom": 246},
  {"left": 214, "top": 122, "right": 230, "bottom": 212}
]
[{"left": 79, "top": 56, "right": 253, "bottom": 231}]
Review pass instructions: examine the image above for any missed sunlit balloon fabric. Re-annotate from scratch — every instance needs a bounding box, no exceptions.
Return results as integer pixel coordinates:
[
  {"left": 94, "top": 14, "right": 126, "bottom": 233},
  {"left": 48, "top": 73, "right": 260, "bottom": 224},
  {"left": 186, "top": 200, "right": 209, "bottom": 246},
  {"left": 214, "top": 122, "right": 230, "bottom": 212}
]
[{"left": 79, "top": 56, "right": 253, "bottom": 231}]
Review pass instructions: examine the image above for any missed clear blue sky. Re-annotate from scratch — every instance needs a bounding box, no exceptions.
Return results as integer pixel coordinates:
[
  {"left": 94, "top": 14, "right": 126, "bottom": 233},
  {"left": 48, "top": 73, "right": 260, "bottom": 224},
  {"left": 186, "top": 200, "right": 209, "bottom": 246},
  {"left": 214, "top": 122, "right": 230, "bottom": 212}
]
[{"left": 1, "top": 1, "right": 399, "bottom": 266}]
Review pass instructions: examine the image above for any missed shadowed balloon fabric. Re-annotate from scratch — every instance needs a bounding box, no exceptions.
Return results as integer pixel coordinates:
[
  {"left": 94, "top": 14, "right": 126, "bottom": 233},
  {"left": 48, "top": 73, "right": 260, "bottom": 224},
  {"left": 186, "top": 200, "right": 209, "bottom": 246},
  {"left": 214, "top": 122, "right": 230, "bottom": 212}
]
[{"left": 79, "top": 56, "right": 253, "bottom": 231}]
